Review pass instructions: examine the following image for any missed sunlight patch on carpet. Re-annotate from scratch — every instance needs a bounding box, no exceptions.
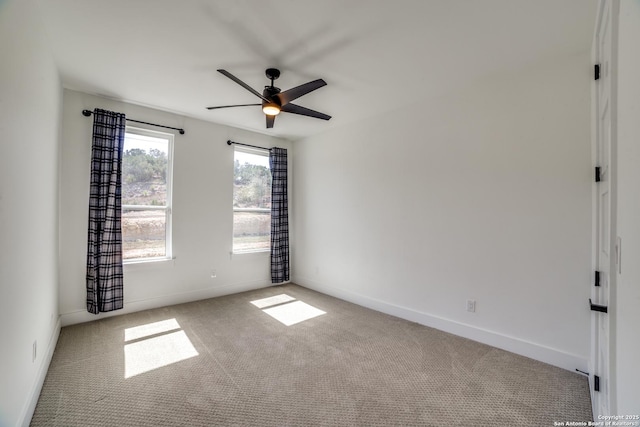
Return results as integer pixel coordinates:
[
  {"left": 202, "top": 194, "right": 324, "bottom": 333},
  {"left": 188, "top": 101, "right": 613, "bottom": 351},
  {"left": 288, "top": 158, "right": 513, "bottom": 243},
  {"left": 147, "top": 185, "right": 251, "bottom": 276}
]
[
  {"left": 262, "top": 300, "right": 326, "bottom": 326},
  {"left": 250, "top": 294, "right": 296, "bottom": 309},
  {"left": 124, "top": 318, "right": 181, "bottom": 342},
  {"left": 124, "top": 320, "right": 198, "bottom": 378}
]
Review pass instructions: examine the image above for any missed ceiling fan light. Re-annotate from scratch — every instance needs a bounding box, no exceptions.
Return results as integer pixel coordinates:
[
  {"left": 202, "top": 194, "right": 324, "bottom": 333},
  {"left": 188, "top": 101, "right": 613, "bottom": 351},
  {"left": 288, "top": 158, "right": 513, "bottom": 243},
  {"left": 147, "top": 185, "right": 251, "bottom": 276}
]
[{"left": 262, "top": 103, "right": 281, "bottom": 116}]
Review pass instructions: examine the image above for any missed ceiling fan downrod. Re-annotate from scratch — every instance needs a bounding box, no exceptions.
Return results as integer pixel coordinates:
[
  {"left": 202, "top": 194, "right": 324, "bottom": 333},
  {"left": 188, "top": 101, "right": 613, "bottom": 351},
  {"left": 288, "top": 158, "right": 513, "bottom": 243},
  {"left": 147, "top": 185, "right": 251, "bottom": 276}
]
[{"left": 265, "top": 68, "right": 280, "bottom": 88}]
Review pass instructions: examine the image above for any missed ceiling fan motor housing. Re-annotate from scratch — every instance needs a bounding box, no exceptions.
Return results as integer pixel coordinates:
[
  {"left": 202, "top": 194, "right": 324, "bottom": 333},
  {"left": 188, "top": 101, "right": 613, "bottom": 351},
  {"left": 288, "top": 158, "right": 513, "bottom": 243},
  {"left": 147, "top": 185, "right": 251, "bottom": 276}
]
[{"left": 262, "top": 86, "right": 282, "bottom": 111}]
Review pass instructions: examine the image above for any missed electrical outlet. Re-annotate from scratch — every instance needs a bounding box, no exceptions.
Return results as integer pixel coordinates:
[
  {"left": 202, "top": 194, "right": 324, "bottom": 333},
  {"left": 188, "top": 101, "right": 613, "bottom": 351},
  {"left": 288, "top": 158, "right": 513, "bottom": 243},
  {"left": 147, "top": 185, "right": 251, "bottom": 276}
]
[
  {"left": 210, "top": 269, "right": 217, "bottom": 278},
  {"left": 32, "top": 340, "right": 37, "bottom": 363},
  {"left": 466, "top": 299, "right": 476, "bottom": 313}
]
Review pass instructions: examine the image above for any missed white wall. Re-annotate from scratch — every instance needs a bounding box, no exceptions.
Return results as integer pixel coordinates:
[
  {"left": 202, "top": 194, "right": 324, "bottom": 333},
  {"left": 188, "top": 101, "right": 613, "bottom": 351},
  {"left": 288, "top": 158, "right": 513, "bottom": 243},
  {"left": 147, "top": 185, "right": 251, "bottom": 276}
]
[
  {"left": 59, "top": 90, "right": 291, "bottom": 326},
  {"left": 0, "top": 0, "right": 62, "bottom": 425},
  {"left": 614, "top": 0, "right": 640, "bottom": 415},
  {"left": 292, "top": 52, "right": 593, "bottom": 372}
]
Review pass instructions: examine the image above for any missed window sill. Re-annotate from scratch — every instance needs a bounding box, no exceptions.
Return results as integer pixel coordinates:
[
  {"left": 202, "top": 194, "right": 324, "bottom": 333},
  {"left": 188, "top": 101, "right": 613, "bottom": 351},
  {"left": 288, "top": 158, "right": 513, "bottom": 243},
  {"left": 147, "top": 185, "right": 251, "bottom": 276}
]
[
  {"left": 124, "top": 257, "right": 175, "bottom": 270},
  {"left": 230, "top": 250, "right": 270, "bottom": 260}
]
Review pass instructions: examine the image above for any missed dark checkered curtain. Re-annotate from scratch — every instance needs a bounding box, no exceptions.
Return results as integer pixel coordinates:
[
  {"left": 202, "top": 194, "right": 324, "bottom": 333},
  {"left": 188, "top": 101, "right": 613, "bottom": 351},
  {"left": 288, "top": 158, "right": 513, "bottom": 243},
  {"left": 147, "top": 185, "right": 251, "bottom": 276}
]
[
  {"left": 86, "top": 109, "right": 126, "bottom": 314},
  {"left": 269, "top": 147, "right": 289, "bottom": 283}
]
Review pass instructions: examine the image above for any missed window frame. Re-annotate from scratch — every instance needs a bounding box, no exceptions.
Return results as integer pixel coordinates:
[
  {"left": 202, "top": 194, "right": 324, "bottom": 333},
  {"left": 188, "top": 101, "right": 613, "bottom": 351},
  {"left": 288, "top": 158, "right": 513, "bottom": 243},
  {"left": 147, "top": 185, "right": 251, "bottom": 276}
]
[
  {"left": 232, "top": 145, "right": 271, "bottom": 254},
  {"left": 121, "top": 126, "right": 175, "bottom": 264}
]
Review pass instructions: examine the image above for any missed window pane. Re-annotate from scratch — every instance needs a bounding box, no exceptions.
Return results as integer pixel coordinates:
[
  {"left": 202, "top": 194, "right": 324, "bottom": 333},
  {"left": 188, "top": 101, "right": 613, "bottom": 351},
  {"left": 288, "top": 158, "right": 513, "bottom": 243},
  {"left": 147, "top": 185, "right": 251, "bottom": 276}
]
[
  {"left": 234, "top": 151, "right": 271, "bottom": 209},
  {"left": 233, "top": 211, "right": 270, "bottom": 252},
  {"left": 123, "top": 132, "right": 168, "bottom": 206},
  {"left": 122, "top": 209, "right": 166, "bottom": 260},
  {"left": 233, "top": 149, "right": 271, "bottom": 253}
]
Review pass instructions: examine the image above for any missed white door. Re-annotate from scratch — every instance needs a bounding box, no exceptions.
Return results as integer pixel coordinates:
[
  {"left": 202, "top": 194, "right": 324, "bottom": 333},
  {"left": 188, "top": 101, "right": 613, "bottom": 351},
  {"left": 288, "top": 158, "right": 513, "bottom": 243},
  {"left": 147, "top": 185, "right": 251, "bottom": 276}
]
[{"left": 592, "top": 0, "right": 617, "bottom": 418}]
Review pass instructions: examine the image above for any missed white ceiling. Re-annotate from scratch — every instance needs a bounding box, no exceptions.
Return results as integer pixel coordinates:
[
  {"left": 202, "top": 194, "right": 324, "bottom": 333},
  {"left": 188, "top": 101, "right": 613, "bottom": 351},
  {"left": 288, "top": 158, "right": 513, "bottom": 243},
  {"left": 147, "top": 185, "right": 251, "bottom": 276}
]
[{"left": 37, "top": 0, "right": 597, "bottom": 141}]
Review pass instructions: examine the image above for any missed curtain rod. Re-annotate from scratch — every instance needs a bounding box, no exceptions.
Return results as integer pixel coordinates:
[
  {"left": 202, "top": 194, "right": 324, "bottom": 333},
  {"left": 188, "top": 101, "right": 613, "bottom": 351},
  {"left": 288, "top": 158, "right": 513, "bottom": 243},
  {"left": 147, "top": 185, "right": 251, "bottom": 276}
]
[
  {"left": 227, "top": 140, "right": 270, "bottom": 151},
  {"left": 82, "top": 109, "right": 185, "bottom": 135}
]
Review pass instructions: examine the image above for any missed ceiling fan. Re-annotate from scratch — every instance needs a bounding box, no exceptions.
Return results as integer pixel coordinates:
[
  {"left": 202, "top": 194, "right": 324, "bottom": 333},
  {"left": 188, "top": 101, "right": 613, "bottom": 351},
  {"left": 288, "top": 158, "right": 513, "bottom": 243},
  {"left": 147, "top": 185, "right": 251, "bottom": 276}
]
[{"left": 207, "top": 68, "right": 331, "bottom": 129}]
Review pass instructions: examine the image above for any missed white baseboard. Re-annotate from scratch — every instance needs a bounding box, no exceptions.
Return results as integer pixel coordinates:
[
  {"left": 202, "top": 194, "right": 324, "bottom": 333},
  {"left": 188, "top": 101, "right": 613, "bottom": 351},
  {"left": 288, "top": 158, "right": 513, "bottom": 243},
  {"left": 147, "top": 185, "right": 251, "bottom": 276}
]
[
  {"left": 60, "top": 280, "right": 272, "bottom": 326},
  {"left": 294, "top": 276, "right": 588, "bottom": 373},
  {"left": 20, "top": 316, "right": 61, "bottom": 427}
]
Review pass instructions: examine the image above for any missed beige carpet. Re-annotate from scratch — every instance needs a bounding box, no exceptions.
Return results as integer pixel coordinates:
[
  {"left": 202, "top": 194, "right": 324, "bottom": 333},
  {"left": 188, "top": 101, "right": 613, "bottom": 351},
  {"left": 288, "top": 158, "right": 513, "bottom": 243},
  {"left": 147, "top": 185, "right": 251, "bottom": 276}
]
[{"left": 31, "top": 284, "right": 592, "bottom": 426}]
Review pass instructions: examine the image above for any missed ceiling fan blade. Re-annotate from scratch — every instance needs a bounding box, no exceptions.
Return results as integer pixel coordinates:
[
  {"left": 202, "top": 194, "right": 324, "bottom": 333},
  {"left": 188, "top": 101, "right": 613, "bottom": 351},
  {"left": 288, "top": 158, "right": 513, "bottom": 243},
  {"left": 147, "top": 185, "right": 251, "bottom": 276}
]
[
  {"left": 266, "top": 114, "right": 276, "bottom": 129},
  {"left": 206, "top": 103, "right": 261, "bottom": 110},
  {"left": 281, "top": 103, "right": 331, "bottom": 121},
  {"left": 217, "top": 69, "right": 270, "bottom": 103},
  {"left": 274, "top": 79, "right": 327, "bottom": 106}
]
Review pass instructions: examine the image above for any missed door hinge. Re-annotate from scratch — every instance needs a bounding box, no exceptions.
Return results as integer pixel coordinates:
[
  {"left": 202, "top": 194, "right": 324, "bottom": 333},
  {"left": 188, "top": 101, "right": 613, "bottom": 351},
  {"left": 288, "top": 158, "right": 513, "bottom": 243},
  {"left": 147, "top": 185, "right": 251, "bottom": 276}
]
[
  {"left": 594, "top": 375, "right": 600, "bottom": 392},
  {"left": 595, "top": 271, "right": 601, "bottom": 287},
  {"left": 595, "top": 166, "right": 601, "bottom": 182},
  {"left": 590, "top": 298, "right": 608, "bottom": 313},
  {"left": 595, "top": 64, "right": 601, "bottom": 81}
]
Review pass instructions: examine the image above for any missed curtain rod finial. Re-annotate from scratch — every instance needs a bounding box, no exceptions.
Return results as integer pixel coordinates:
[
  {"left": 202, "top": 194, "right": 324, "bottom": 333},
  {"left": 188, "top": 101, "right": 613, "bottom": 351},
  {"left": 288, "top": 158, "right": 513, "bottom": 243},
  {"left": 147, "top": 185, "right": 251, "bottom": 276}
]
[
  {"left": 82, "top": 109, "right": 92, "bottom": 117},
  {"left": 179, "top": 129, "right": 185, "bottom": 135},
  {"left": 227, "top": 140, "right": 232, "bottom": 145}
]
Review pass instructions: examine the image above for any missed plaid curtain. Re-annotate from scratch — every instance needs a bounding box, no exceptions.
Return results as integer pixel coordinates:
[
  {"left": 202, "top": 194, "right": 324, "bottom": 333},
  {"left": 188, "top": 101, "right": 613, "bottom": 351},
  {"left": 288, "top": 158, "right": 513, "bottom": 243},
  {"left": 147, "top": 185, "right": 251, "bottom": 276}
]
[
  {"left": 269, "top": 147, "right": 290, "bottom": 283},
  {"left": 86, "top": 109, "right": 126, "bottom": 314}
]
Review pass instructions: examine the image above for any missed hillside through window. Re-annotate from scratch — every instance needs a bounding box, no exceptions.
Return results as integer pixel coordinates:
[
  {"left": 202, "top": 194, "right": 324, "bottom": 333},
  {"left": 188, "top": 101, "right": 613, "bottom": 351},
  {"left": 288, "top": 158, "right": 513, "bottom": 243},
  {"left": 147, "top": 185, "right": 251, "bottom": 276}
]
[
  {"left": 233, "top": 147, "right": 271, "bottom": 253},
  {"left": 122, "top": 127, "right": 173, "bottom": 262}
]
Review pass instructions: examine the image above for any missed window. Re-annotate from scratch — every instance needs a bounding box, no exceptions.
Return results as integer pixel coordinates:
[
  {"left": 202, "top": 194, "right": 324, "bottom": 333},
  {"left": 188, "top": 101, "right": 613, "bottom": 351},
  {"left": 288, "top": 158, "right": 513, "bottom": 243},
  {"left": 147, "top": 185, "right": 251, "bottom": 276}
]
[
  {"left": 122, "top": 127, "right": 174, "bottom": 262},
  {"left": 233, "top": 147, "right": 271, "bottom": 253}
]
